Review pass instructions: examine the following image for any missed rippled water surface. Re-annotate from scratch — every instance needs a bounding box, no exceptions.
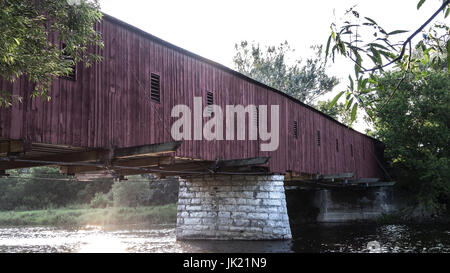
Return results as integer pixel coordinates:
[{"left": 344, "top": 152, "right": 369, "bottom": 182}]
[{"left": 0, "top": 223, "right": 448, "bottom": 253}]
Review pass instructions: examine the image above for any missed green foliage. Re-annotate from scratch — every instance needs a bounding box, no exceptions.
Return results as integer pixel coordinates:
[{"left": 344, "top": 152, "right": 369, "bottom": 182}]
[
  {"left": 111, "top": 180, "right": 152, "bottom": 208},
  {"left": 324, "top": 1, "right": 449, "bottom": 216},
  {"left": 325, "top": 0, "right": 449, "bottom": 124},
  {"left": 0, "top": 0, "right": 103, "bottom": 107},
  {"left": 373, "top": 71, "right": 450, "bottom": 215},
  {"left": 233, "top": 41, "right": 338, "bottom": 105},
  {"left": 89, "top": 192, "right": 112, "bottom": 208},
  {"left": 0, "top": 167, "right": 113, "bottom": 210},
  {"left": 0, "top": 168, "right": 178, "bottom": 211},
  {"left": 316, "top": 99, "right": 352, "bottom": 126}
]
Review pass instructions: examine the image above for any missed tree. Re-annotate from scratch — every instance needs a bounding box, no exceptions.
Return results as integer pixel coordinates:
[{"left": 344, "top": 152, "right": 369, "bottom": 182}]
[
  {"left": 316, "top": 100, "right": 352, "bottom": 126},
  {"left": 0, "top": 0, "right": 103, "bottom": 107},
  {"left": 372, "top": 71, "right": 449, "bottom": 216},
  {"left": 233, "top": 41, "right": 339, "bottom": 105},
  {"left": 325, "top": 0, "right": 449, "bottom": 125},
  {"left": 111, "top": 179, "right": 151, "bottom": 208},
  {"left": 0, "top": 167, "right": 113, "bottom": 210},
  {"left": 324, "top": 1, "right": 449, "bottom": 216}
]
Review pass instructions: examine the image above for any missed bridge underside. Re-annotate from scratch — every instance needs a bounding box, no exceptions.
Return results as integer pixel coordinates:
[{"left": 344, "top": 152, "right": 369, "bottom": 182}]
[
  {"left": 1, "top": 139, "right": 395, "bottom": 241},
  {"left": 1, "top": 139, "right": 387, "bottom": 185},
  {"left": 0, "top": 139, "right": 271, "bottom": 180}
]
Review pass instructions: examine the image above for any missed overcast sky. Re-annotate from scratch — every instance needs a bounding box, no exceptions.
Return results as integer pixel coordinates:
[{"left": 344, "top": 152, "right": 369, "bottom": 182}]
[{"left": 98, "top": 0, "right": 445, "bottom": 132}]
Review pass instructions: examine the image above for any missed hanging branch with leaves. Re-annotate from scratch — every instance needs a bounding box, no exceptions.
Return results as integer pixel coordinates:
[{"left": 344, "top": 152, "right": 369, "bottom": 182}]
[
  {"left": 325, "top": 0, "right": 449, "bottom": 126},
  {"left": 0, "top": 0, "right": 104, "bottom": 108}
]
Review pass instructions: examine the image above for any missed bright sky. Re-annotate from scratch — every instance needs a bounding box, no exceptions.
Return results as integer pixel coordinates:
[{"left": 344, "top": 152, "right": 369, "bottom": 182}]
[{"left": 98, "top": 0, "right": 445, "bottom": 132}]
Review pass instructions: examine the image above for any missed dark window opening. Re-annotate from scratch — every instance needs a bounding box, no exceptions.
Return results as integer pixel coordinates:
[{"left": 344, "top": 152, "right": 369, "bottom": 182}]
[
  {"left": 363, "top": 145, "right": 365, "bottom": 159},
  {"left": 61, "top": 43, "right": 76, "bottom": 81},
  {"left": 336, "top": 139, "right": 339, "bottom": 152},
  {"left": 150, "top": 73, "right": 160, "bottom": 103},
  {"left": 293, "top": 121, "right": 298, "bottom": 139},
  {"left": 351, "top": 144, "right": 354, "bottom": 157},
  {"left": 317, "top": 130, "right": 321, "bottom": 146}
]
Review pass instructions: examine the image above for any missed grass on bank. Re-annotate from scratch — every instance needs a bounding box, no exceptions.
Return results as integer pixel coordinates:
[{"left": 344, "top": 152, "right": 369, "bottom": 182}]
[{"left": 0, "top": 204, "right": 177, "bottom": 227}]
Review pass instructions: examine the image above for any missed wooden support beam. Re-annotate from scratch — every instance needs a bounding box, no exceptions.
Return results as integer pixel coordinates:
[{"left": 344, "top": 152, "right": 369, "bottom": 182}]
[
  {"left": 39, "top": 149, "right": 111, "bottom": 163},
  {"left": 0, "top": 149, "right": 111, "bottom": 170},
  {"left": 60, "top": 156, "right": 172, "bottom": 174},
  {"left": 60, "top": 165, "right": 104, "bottom": 174},
  {"left": 287, "top": 172, "right": 314, "bottom": 181},
  {"left": 318, "top": 173, "right": 354, "bottom": 180},
  {"left": 364, "top": 181, "right": 396, "bottom": 187},
  {"left": 114, "top": 156, "right": 172, "bottom": 167},
  {"left": 347, "top": 178, "right": 380, "bottom": 184},
  {"left": 113, "top": 141, "right": 182, "bottom": 159},
  {"left": 75, "top": 171, "right": 115, "bottom": 182},
  {"left": 0, "top": 141, "right": 181, "bottom": 170},
  {"left": 0, "top": 160, "right": 47, "bottom": 170},
  {"left": 0, "top": 140, "right": 24, "bottom": 155},
  {"left": 212, "top": 165, "right": 269, "bottom": 173},
  {"left": 215, "top": 157, "right": 270, "bottom": 168},
  {"left": 157, "top": 161, "right": 212, "bottom": 172}
]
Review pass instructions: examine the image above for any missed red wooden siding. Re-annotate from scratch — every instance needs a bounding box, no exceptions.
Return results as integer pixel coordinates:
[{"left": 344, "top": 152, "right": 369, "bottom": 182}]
[{"left": 0, "top": 14, "right": 385, "bottom": 179}]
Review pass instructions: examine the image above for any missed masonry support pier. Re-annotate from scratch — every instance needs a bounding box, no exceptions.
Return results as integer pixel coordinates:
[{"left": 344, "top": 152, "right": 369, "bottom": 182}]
[{"left": 176, "top": 174, "right": 292, "bottom": 240}]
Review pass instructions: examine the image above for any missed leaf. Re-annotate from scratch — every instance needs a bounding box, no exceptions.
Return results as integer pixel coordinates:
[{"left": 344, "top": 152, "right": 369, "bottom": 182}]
[
  {"left": 325, "top": 35, "right": 332, "bottom": 60},
  {"left": 355, "top": 63, "right": 360, "bottom": 78},
  {"left": 447, "top": 40, "right": 450, "bottom": 73},
  {"left": 388, "top": 30, "right": 409, "bottom": 35},
  {"left": 346, "top": 98, "right": 354, "bottom": 110},
  {"left": 446, "top": 7, "right": 450, "bottom": 18},
  {"left": 364, "top": 17, "right": 378, "bottom": 25},
  {"left": 339, "top": 40, "right": 346, "bottom": 56},
  {"left": 329, "top": 91, "right": 344, "bottom": 109},
  {"left": 351, "top": 103, "right": 358, "bottom": 123},
  {"left": 417, "top": 0, "right": 426, "bottom": 10},
  {"left": 369, "top": 47, "right": 382, "bottom": 66},
  {"left": 368, "top": 43, "right": 390, "bottom": 51},
  {"left": 349, "top": 75, "right": 354, "bottom": 91}
]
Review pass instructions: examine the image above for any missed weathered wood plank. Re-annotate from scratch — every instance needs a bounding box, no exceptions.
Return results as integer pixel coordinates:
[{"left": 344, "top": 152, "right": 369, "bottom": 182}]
[
  {"left": 216, "top": 157, "right": 270, "bottom": 168},
  {"left": 319, "top": 173, "right": 355, "bottom": 180},
  {"left": 113, "top": 141, "right": 182, "bottom": 158}
]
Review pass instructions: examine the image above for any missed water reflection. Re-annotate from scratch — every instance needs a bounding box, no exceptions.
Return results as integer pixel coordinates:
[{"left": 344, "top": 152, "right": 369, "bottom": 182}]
[{"left": 0, "top": 223, "right": 448, "bottom": 253}]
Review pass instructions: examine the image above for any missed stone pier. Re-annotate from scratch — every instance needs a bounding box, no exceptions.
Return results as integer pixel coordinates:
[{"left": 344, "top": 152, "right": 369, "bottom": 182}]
[
  {"left": 176, "top": 174, "right": 292, "bottom": 240},
  {"left": 284, "top": 186, "right": 398, "bottom": 224}
]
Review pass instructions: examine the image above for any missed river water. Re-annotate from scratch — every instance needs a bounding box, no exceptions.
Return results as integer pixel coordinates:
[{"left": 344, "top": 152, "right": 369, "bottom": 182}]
[{"left": 0, "top": 223, "right": 448, "bottom": 253}]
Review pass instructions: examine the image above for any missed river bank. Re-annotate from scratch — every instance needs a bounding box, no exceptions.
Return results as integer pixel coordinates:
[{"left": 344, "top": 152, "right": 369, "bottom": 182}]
[{"left": 0, "top": 204, "right": 177, "bottom": 227}]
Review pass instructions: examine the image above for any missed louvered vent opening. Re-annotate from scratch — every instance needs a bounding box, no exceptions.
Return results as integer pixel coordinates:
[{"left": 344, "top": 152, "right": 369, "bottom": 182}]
[
  {"left": 293, "top": 121, "right": 298, "bottom": 139},
  {"left": 61, "top": 43, "right": 76, "bottom": 81},
  {"left": 150, "top": 73, "right": 160, "bottom": 103},
  {"left": 317, "top": 130, "right": 321, "bottom": 146},
  {"left": 206, "top": 92, "right": 214, "bottom": 115},
  {"left": 254, "top": 107, "right": 259, "bottom": 132}
]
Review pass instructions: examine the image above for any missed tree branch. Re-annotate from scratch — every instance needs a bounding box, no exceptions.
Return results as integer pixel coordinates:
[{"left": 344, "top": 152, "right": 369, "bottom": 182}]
[{"left": 355, "top": 0, "right": 449, "bottom": 73}]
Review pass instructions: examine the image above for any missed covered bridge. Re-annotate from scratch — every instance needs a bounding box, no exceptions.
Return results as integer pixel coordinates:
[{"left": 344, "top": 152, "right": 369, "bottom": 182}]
[{"left": 0, "top": 14, "right": 390, "bottom": 240}]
